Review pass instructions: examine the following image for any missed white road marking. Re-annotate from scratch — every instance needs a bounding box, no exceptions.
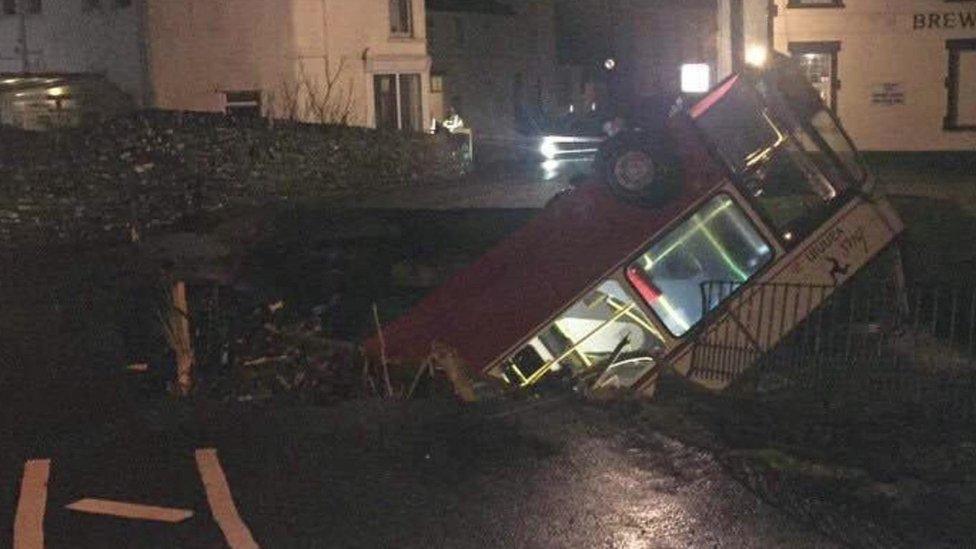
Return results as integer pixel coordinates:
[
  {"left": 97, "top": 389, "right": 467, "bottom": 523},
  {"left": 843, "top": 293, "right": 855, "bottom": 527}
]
[
  {"left": 14, "top": 459, "right": 50, "bottom": 549},
  {"left": 66, "top": 498, "right": 193, "bottom": 523},
  {"left": 195, "top": 448, "right": 259, "bottom": 549}
]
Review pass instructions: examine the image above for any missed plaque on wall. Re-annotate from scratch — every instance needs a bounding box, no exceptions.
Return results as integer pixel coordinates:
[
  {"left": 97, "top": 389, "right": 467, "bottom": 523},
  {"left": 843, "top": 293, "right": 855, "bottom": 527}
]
[{"left": 871, "top": 83, "right": 905, "bottom": 105}]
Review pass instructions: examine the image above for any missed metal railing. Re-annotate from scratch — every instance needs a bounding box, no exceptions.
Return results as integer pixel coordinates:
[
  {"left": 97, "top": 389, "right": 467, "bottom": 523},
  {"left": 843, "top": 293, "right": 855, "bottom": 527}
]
[{"left": 690, "top": 276, "right": 976, "bottom": 419}]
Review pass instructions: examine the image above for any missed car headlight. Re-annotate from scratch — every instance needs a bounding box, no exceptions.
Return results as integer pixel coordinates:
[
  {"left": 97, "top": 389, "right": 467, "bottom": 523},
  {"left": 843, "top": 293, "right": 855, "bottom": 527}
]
[{"left": 540, "top": 137, "right": 560, "bottom": 160}]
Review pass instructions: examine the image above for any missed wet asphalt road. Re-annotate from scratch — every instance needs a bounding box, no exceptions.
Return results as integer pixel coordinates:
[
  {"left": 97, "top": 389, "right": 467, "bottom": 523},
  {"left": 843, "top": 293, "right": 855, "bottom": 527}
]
[
  {"left": 339, "top": 158, "right": 590, "bottom": 210},
  {"left": 3, "top": 397, "right": 835, "bottom": 548}
]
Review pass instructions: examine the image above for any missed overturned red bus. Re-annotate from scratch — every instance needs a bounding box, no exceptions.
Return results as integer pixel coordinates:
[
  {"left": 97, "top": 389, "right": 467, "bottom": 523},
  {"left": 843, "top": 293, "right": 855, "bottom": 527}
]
[{"left": 367, "top": 55, "right": 904, "bottom": 397}]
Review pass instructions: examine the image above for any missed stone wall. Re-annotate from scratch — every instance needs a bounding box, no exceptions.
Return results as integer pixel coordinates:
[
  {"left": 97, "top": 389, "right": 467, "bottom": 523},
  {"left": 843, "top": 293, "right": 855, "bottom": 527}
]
[{"left": 0, "top": 111, "right": 469, "bottom": 248}]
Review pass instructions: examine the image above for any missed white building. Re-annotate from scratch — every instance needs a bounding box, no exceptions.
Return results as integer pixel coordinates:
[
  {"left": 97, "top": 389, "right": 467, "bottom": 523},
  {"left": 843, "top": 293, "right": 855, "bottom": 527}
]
[
  {"left": 0, "top": 0, "right": 432, "bottom": 130},
  {"left": 720, "top": 0, "right": 976, "bottom": 151}
]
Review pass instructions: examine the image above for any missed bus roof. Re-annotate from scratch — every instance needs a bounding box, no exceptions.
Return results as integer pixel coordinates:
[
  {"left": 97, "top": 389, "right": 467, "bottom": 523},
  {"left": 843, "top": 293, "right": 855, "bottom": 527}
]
[{"left": 367, "top": 118, "right": 727, "bottom": 374}]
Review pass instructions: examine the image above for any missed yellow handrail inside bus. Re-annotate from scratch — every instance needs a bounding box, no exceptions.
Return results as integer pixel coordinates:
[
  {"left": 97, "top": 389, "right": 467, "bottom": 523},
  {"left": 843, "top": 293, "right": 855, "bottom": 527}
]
[{"left": 520, "top": 303, "right": 637, "bottom": 387}]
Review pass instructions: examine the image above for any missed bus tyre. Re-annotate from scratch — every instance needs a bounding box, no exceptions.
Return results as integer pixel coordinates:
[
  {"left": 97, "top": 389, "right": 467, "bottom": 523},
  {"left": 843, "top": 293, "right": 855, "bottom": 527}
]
[{"left": 598, "top": 135, "right": 681, "bottom": 205}]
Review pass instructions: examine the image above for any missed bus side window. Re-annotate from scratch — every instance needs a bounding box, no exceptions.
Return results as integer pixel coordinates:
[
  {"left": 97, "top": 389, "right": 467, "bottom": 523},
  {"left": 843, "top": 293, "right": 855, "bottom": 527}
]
[
  {"left": 627, "top": 194, "right": 773, "bottom": 336},
  {"left": 498, "top": 280, "right": 666, "bottom": 388}
]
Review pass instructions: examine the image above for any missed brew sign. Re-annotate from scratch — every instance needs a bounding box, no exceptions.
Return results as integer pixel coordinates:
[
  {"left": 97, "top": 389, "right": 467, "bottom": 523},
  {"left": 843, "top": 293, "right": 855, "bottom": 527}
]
[{"left": 913, "top": 10, "right": 976, "bottom": 30}]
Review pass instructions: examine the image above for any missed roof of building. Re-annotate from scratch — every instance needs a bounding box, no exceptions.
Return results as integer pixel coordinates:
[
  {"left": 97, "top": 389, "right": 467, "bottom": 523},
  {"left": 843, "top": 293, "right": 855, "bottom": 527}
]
[{"left": 426, "top": 0, "right": 515, "bottom": 15}]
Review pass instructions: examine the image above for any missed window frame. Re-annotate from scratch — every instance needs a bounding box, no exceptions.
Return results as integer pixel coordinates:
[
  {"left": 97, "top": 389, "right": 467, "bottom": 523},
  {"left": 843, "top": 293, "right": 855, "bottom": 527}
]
[
  {"left": 786, "top": 0, "right": 844, "bottom": 8},
  {"left": 389, "top": 0, "right": 414, "bottom": 38},
  {"left": 223, "top": 90, "right": 262, "bottom": 118},
  {"left": 373, "top": 73, "right": 424, "bottom": 131},
  {"left": 623, "top": 192, "right": 777, "bottom": 339},
  {"left": 788, "top": 41, "right": 841, "bottom": 113},
  {"left": 945, "top": 38, "right": 976, "bottom": 132},
  {"left": 430, "top": 73, "right": 444, "bottom": 94}
]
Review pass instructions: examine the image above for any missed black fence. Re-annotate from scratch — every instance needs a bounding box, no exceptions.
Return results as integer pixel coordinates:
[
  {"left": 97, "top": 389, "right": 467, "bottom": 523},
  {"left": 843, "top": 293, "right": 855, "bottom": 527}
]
[{"left": 690, "top": 276, "right": 976, "bottom": 420}]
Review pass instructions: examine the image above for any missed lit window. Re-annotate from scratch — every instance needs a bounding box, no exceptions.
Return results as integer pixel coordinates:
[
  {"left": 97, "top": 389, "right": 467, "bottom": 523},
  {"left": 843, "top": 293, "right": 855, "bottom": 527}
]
[
  {"left": 627, "top": 195, "right": 773, "bottom": 336},
  {"left": 389, "top": 0, "right": 413, "bottom": 37},
  {"left": 430, "top": 74, "right": 444, "bottom": 94},
  {"left": 788, "top": 41, "right": 840, "bottom": 111}
]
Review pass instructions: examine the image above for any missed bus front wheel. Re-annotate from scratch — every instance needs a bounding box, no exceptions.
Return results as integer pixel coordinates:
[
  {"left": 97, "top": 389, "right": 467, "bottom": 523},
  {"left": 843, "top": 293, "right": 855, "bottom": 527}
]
[{"left": 598, "top": 134, "right": 681, "bottom": 205}]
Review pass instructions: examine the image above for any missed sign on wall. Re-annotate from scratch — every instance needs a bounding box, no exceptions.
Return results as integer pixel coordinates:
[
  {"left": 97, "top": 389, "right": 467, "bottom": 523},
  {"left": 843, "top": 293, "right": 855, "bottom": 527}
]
[
  {"left": 913, "top": 10, "right": 976, "bottom": 30},
  {"left": 871, "top": 82, "right": 905, "bottom": 106}
]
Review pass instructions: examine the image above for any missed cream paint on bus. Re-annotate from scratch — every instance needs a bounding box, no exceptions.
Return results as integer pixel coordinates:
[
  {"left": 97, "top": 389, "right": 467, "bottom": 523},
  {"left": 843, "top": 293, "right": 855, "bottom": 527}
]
[{"left": 646, "top": 192, "right": 903, "bottom": 393}]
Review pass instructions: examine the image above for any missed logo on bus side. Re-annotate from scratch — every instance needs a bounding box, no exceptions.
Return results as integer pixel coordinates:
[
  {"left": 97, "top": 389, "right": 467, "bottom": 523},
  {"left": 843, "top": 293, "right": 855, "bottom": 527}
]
[{"left": 792, "top": 225, "right": 869, "bottom": 281}]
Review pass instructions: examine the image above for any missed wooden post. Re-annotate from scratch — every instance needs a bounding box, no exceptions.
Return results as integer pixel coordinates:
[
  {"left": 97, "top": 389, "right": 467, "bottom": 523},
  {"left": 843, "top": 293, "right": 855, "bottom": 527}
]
[
  {"left": 164, "top": 280, "right": 194, "bottom": 397},
  {"left": 430, "top": 342, "right": 477, "bottom": 403},
  {"left": 371, "top": 303, "right": 394, "bottom": 397}
]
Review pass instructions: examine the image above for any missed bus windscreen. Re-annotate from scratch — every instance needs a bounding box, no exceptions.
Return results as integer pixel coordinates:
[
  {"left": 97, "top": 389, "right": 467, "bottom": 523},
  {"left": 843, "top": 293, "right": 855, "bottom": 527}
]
[{"left": 691, "top": 72, "right": 861, "bottom": 245}]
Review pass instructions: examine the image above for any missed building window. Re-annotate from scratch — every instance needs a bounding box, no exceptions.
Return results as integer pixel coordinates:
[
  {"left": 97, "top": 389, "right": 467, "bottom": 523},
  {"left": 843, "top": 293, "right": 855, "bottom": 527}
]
[
  {"left": 499, "top": 279, "right": 666, "bottom": 389},
  {"left": 789, "top": 41, "right": 840, "bottom": 112},
  {"left": 389, "top": 0, "right": 413, "bottom": 37},
  {"left": 946, "top": 39, "right": 976, "bottom": 131},
  {"left": 374, "top": 74, "right": 423, "bottom": 131},
  {"left": 430, "top": 74, "right": 444, "bottom": 94},
  {"left": 83, "top": 0, "right": 100, "bottom": 11},
  {"left": 224, "top": 91, "right": 261, "bottom": 118},
  {"left": 787, "top": 0, "right": 844, "bottom": 7},
  {"left": 3, "top": 0, "right": 42, "bottom": 14}
]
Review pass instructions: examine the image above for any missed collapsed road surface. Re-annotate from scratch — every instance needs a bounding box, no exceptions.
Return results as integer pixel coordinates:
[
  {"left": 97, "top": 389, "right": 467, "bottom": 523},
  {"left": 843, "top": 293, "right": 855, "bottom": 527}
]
[{"left": 2, "top": 396, "right": 838, "bottom": 548}]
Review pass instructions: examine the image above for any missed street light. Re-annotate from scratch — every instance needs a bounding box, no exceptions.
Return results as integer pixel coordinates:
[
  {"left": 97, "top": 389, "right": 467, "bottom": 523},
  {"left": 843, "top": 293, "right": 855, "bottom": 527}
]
[{"left": 745, "top": 45, "right": 769, "bottom": 68}]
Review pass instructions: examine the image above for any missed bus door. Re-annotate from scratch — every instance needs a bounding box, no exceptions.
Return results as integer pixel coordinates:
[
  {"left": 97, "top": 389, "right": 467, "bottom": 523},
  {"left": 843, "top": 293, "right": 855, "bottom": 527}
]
[{"left": 494, "top": 278, "right": 669, "bottom": 391}]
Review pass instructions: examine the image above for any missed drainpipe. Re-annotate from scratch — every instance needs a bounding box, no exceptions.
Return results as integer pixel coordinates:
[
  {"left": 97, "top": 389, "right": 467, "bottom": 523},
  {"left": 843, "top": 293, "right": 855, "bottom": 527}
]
[
  {"left": 135, "top": 0, "right": 155, "bottom": 107},
  {"left": 17, "top": 0, "right": 29, "bottom": 72},
  {"left": 730, "top": 0, "right": 744, "bottom": 73},
  {"left": 320, "top": 0, "right": 330, "bottom": 78}
]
